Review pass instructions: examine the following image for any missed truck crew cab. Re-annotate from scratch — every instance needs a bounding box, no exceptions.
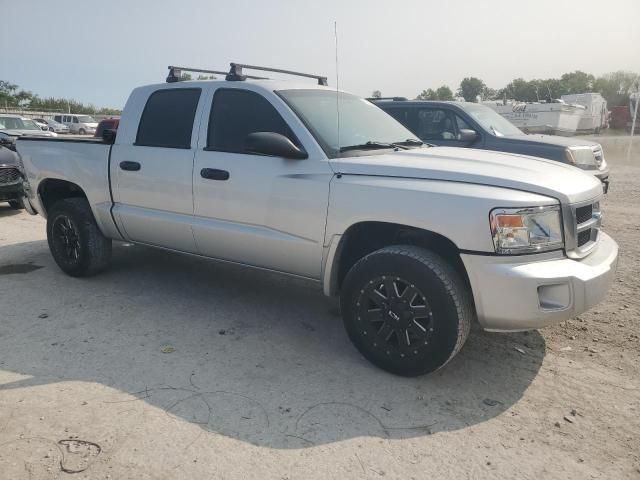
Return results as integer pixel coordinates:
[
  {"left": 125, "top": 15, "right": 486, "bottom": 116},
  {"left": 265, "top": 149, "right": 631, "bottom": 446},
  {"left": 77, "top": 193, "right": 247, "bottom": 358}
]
[{"left": 16, "top": 63, "right": 618, "bottom": 376}]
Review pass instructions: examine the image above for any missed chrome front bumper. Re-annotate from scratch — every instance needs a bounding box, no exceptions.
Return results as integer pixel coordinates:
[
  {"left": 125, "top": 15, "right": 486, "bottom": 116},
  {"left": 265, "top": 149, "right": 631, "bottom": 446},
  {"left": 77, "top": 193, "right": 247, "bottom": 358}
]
[{"left": 461, "top": 232, "right": 618, "bottom": 331}]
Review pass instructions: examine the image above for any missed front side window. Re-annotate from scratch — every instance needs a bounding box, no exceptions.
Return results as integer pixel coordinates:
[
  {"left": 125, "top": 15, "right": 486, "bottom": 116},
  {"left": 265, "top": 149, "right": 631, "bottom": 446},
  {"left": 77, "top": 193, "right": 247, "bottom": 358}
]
[
  {"left": 73, "top": 117, "right": 79, "bottom": 123},
  {"left": 417, "top": 109, "right": 456, "bottom": 140},
  {"left": 277, "top": 90, "right": 418, "bottom": 158},
  {"left": 77, "top": 115, "right": 96, "bottom": 123},
  {"left": 207, "top": 89, "right": 296, "bottom": 153},
  {"left": 136, "top": 88, "right": 201, "bottom": 148}
]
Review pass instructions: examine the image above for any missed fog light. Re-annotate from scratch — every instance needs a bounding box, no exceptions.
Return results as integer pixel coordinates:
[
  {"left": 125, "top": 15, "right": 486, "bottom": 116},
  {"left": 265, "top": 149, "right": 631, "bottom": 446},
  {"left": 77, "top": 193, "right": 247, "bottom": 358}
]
[{"left": 537, "top": 284, "right": 571, "bottom": 310}]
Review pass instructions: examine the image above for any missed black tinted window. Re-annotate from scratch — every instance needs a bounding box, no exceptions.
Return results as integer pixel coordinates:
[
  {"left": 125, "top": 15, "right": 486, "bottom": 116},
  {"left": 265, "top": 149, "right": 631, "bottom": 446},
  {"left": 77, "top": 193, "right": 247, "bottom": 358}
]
[
  {"left": 136, "top": 88, "right": 201, "bottom": 148},
  {"left": 207, "top": 89, "right": 295, "bottom": 153}
]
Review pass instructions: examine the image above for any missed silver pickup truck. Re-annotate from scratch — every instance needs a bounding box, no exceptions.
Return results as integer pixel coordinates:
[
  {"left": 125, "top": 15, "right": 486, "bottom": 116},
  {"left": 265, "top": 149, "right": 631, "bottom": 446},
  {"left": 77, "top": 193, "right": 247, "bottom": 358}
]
[{"left": 16, "top": 64, "right": 618, "bottom": 376}]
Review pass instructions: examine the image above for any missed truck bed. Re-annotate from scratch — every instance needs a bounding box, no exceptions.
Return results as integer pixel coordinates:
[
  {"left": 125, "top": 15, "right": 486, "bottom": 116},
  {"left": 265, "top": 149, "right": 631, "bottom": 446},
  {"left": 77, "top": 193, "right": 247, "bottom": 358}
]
[{"left": 16, "top": 136, "right": 122, "bottom": 240}]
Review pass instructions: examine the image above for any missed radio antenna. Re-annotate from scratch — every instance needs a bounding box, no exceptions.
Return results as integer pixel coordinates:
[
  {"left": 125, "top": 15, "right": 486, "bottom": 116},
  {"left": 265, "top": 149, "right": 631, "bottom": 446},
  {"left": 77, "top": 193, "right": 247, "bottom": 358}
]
[{"left": 334, "top": 21, "right": 341, "bottom": 155}]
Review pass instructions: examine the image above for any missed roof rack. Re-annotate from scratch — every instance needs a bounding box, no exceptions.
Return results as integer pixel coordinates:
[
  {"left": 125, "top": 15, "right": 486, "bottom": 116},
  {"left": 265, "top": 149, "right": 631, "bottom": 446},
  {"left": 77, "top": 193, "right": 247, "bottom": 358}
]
[
  {"left": 166, "top": 65, "right": 266, "bottom": 83},
  {"left": 366, "top": 97, "right": 408, "bottom": 102},
  {"left": 166, "top": 63, "right": 328, "bottom": 86},
  {"left": 227, "top": 63, "right": 328, "bottom": 86}
]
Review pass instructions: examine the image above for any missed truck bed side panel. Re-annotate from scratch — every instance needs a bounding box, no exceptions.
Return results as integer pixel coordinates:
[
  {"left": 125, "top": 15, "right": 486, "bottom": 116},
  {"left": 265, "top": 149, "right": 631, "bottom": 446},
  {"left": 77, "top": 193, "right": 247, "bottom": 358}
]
[{"left": 17, "top": 139, "right": 123, "bottom": 240}]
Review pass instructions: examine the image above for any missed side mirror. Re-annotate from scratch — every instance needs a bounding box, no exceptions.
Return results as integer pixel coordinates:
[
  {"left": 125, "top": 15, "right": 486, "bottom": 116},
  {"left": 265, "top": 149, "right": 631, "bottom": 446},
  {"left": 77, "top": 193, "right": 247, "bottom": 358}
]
[
  {"left": 245, "top": 132, "right": 307, "bottom": 160},
  {"left": 102, "top": 128, "right": 117, "bottom": 144},
  {"left": 457, "top": 129, "right": 478, "bottom": 143}
]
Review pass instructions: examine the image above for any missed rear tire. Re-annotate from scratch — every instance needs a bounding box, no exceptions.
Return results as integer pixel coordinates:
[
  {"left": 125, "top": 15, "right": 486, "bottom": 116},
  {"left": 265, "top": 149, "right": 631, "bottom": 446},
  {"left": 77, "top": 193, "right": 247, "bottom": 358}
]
[
  {"left": 78, "top": 128, "right": 86, "bottom": 135},
  {"left": 46, "top": 198, "right": 112, "bottom": 277},
  {"left": 340, "top": 245, "right": 473, "bottom": 376},
  {"left": 8, "top": 199, "right": 24, "bottom": 210}
]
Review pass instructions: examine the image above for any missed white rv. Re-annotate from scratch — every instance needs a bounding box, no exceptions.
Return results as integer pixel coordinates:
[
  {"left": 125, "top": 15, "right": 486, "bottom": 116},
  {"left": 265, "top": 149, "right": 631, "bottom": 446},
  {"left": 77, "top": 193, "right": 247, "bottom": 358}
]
[{"left": 561, "top": 93, "right": 608, "bottom": 134}]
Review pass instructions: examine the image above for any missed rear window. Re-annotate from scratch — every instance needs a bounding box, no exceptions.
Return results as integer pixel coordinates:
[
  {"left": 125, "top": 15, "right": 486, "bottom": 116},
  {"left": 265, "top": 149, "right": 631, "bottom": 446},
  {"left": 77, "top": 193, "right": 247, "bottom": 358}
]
[{"left": 136, "top": 88, "right": 201, "bottom": 149}]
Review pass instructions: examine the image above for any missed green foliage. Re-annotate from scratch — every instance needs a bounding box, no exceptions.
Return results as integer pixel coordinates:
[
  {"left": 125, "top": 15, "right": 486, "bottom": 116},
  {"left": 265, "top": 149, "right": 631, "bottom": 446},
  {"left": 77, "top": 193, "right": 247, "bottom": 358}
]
[
  {"left": 458, "top": 77, "right": 486, "bottom": 102},
  {"left": 593, "top": 71, "right": 640, "bottom": 106},
  {"left": 0, "top": 79, "right": 121, "bottom": 114},
  {"left": 416, "top": 85, "right": 454, "bottom": 101}
]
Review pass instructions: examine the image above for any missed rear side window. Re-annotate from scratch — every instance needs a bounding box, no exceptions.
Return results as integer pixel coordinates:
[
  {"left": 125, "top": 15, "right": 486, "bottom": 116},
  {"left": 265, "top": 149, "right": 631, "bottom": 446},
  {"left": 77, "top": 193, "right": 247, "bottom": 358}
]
[
  {"left": 207, "top": 89, "right": 296, "bottom": 153},
  {"left": 136, "top": 88, "right": 201, "bottom": 149}
]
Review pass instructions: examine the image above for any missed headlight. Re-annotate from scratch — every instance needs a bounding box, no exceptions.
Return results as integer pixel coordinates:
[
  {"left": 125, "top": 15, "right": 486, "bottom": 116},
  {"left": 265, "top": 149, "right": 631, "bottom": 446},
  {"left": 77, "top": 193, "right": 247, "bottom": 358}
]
[
  {"left": 490, "top": 205, "right": 564, "bottom": 254},
  {"left": 565, "top": 146, "right": 597, "bottom": 169}
]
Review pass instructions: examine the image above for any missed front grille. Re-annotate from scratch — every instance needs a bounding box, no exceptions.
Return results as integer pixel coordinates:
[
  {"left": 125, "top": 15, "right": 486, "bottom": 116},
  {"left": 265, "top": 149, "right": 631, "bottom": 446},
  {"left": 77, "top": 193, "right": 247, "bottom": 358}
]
[
  {"left": 575, "top": 205, "right": 593, "bottom": 224},
  {"left": 577, "top": 229, "right": 592, "bottom": 247},
  {"left": 570, "top": 200, "right": 600, "bottom": 255},
  {"left": 0, "top": 167, "right": 21, "bottom": 185}
]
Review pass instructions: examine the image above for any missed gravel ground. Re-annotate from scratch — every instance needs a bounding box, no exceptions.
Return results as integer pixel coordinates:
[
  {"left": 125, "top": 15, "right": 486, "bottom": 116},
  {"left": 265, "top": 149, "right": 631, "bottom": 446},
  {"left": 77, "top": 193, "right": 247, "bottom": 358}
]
[{"left": 0, "top": 147, "right": 638, "bottom": 479}]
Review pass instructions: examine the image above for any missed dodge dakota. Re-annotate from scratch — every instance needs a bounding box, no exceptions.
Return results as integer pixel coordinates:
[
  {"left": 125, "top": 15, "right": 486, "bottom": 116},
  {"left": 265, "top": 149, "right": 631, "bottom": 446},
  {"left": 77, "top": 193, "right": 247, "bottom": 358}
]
[{"left": 16, "top": 63, "right": 618, "bottom": 376}]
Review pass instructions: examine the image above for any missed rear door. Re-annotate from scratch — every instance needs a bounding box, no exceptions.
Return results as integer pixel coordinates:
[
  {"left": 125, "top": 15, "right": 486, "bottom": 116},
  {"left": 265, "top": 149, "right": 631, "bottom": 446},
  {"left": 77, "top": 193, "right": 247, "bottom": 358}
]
[
  {"left": 111, "top": 86, "right": 205, "bottom": 252},
  {"left": 191, "top": 87, "right": 332, "bottom": 279}
]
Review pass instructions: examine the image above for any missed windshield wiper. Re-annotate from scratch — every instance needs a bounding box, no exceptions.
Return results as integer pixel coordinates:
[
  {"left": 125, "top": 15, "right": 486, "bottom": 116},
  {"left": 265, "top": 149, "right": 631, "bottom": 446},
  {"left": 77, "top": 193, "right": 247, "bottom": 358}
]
[
  {"left": 339, "top": 141, "right": 410, "bottom": 153},
  {"left": 395, "top": 138, "right": 424, "bottom": 146}
]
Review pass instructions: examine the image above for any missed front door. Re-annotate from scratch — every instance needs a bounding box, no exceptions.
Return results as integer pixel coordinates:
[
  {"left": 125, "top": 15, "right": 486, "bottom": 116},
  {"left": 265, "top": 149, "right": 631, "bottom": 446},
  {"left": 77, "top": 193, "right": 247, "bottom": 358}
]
[
  {"left": 192, "top": 87, "right": 332, "bottom": 279},
  {"left": 111, "top": 87, "right": 204, "bottom": 252}
]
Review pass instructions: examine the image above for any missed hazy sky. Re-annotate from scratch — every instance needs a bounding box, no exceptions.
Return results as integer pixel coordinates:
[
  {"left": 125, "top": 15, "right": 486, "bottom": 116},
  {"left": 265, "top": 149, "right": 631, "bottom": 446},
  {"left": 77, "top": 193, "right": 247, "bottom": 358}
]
[{"left": 3, "top": 0, "right": 639, "bottom": 108}]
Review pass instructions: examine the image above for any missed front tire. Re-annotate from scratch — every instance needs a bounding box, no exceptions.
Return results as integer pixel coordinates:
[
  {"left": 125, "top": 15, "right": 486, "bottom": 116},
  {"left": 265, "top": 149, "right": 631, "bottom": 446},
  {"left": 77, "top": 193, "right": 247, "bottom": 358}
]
[
  {"left": 78, "top": 128, "right": 86, "bottom": 135},
  {"left": 46, "top": 198, "right": 112, "bottom": 277},
  {"left": 340, "top": 246, "right": 473, "bottom": 376}
]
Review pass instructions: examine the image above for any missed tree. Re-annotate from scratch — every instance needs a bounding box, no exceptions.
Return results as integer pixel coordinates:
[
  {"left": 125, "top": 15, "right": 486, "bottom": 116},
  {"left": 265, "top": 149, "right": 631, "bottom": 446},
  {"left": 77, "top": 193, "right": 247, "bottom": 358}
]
[
  {"left": 560, "top": 71, "right": 595, "bottom": 94},
  {"left": 371, "top": 90, "right": 382, "bottom": 98},
  {"left": 0, "top": 79, "right": 121, "bottom": 114},
  {"left": 435, "top": 85, "right": 454, "bottom": 101},
  {"left": 458, "top": 77, "right": 486, "bottom": 102},
  {"left": 416, "top": 88, "right": 437, "bottom": 100},
  {"left": 593, "top": 71, "right": 640, "bottom": 106},
  {"left": 416, "top": 85, "right": 454, "bottom": 101}
]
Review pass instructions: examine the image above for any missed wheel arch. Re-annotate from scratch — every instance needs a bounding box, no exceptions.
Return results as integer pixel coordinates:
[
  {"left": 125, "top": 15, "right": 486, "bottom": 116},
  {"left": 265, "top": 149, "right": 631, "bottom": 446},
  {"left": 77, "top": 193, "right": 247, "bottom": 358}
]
[
  {"left": 38, "top": 178, "right": 89, "bottom": 217},
  {"left": 324, "top": 221, "right": 471, "bottom": 297}
]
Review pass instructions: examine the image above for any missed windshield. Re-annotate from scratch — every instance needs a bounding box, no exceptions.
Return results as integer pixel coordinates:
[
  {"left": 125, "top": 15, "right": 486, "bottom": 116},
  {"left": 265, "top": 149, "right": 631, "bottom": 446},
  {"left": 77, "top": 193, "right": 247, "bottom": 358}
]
[
  {"left": 277, "top": 89, "right": 420, "bottom": 157},
  {"left": 0, "top": 116, "right": 40, "bottom": 130},
  {"left": 77, "top": 115, "right": 96, "bottom": 123},
  {"left": 462, "top": 103, "right": 523, "bottom": 136}
]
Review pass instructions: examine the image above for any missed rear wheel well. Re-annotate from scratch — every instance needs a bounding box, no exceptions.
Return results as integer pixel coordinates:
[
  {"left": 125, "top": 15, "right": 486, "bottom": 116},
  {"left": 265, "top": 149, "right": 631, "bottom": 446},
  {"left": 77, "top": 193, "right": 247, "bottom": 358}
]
[
  {"left": 332, "top": 222, "right": 470, "bottom": 295},
  {"left": 39, "top": 179, "right": 87, "bottom": 215}
]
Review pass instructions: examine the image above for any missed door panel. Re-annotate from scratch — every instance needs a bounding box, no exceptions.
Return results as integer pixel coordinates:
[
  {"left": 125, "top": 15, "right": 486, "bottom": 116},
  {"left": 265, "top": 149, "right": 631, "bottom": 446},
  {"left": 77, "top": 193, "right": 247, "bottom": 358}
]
[
  {"left": 111, "top": 144, "right": 197, "bottom": 252},
  {"left": 193, "top": 151, "right": 331, "bottom": 278},
  {"left": 111, "top": 87, "right": 204, "bottom": 252},
  {"left": 192, "top": 88, "right": 331, "bottom": 279}
]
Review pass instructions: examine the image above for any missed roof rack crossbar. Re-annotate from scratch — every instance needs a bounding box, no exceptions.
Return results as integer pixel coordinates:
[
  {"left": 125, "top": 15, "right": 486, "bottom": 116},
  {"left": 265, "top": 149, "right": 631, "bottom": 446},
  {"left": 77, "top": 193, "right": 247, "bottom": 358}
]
[
  {"left": 228, "top": 63, "right": 328, "bottom": 86},
  {"left": 366, "top": 97, "right": 408, "bottom": 101},
  {"left": 166, "top": 65, "right": 267, "bottom": 83}
]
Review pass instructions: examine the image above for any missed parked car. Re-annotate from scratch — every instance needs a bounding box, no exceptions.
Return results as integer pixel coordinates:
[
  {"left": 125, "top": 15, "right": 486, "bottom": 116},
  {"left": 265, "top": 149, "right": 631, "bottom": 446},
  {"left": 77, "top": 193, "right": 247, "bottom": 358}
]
[
  {"left": 16, "top": 63, "right": 618, "bottom": 376},
  {"left": 34, "top": 118, "right": 70, "bottom": 134},
  {"left": 371, "top": 99, "right": 610, "bottom": 192},
  {"left": 32, "top": 118, "right": 50, "bottom": 130},
  {"left": 94, "top": 117, "right": 120, "bottom": 138},
  {"left": 0, "top": 134, "right": 24, "bottom": 209},
  {"left": 52, "top": 114, "right": 98, "bottom": 135},
  {"left": 0, "top": 115, "right": 58, "bottom": 138}
]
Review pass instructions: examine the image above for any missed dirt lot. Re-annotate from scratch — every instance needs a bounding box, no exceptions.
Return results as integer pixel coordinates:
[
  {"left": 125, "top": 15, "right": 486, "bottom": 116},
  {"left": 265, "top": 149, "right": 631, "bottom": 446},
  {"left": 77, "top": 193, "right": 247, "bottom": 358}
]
[{"left": 0, "top": 142, "right": 639, "bottom": 479}]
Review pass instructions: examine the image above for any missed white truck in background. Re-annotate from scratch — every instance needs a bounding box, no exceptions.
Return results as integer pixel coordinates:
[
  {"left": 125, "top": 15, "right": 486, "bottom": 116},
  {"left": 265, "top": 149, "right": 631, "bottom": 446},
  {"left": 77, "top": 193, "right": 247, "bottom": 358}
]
[{"left": 16, "top": 64, "right": 618, "bottom": 376}]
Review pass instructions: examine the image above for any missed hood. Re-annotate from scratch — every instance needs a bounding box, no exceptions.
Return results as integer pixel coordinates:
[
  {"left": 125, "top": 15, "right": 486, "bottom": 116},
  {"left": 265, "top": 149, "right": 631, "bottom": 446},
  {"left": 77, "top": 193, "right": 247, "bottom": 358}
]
[
  {"left": 334, "top": 147, "right": 602, "bottom": 205},
  {"left": 0, "top": 128, "right": 55, "bottom": 138},
  {"left": 0, "top": 145, "right": 20, "bottom": 166},
  {"left": 504, "top": 134, "right": 599, "bottom": 148}
]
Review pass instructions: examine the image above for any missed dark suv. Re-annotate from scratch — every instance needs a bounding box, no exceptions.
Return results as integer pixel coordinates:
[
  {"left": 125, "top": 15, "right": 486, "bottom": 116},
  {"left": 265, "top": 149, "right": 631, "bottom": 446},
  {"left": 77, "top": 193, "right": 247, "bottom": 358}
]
[
  {"left": 371, "top": 99, "right": 609, "bottom": 192},
  {"left": 0, "top": 136, "right": 24, "bottom": 209}
]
